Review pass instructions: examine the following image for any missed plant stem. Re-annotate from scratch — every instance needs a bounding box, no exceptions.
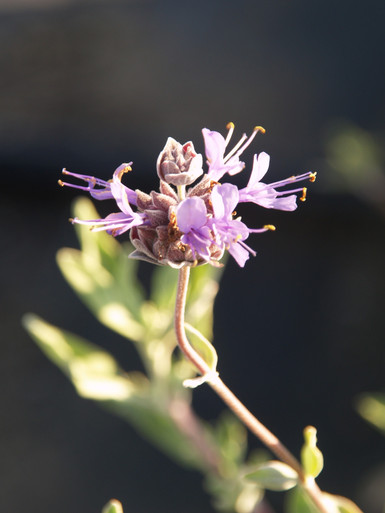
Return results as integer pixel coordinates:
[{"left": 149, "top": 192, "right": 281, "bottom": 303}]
[{"left": 175, "top": 266, "right": 331, "bottom": 513}]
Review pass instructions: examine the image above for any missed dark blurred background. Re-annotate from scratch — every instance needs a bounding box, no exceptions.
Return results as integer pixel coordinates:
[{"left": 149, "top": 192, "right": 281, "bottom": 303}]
[{"left": 1, "top": 0, "right": 385, "bottom": 512}]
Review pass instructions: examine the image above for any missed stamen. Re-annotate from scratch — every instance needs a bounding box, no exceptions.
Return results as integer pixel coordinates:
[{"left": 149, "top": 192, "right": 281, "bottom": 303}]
[
  {"left": 225, "top": 122, "right": 235, "bottom": 147},
  {"left": 309, "top": 172, "right": 317, "bottom": 182},
  {"left": 300, "top": 187, "right": 307, "bottom": 202},
  {"left": 223, "top": 133, "right": 248, "bottom": 163},
  {"left": 263, "top": 224, "right": 276, "bottom": 231},
  {"left": 224, "top": 125, "right": 265, "bottom": 163}
]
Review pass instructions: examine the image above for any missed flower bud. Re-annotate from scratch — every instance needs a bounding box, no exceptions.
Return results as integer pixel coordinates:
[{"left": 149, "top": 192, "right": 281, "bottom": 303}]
[{"left": 156, "top": 138, "right": 203, "bottom": 186}]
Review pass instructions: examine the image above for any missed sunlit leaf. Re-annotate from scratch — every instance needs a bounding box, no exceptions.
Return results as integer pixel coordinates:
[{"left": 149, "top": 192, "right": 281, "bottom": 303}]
[
  {"left": 286, "top": 486, "right": 320, "bottom": 513},
  {"left": 185, "top": 323, "right": 218, "bottom": 371},
  {"left": 151, "top": 264, "right": 178, "bottom": 311},
  {"left": 245, "top": 460, "right": 298, "bottom": 491},
  {"left": 23, "top": 314, "right": 144, "bottom": 400},
  {"left": 57, "top": 248, "right": 144, "bottom": 342},
  {"left": 300, "top": 426, "right": 324, "bottom": 478},
  {"left": 185, "top": 262, "right": 225, "bottom": 339},
  {"left": 234, "top": 483, "right": 263, "bottom": 513},
  {"left": 213, "top": 411, "right": 248, "bottom": 473},
  {"left": 102, "top": 499, "right": 124, "bottom": 513},
  {"left": 323, "top": 493, "right": 364, "bottom": 513},
  {"left": 356, "top": 393, "right": 385, "bottom": 435}
]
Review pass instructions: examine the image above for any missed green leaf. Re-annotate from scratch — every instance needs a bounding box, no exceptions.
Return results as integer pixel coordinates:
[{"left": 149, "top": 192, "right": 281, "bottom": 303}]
[
  {"left": 72, "top": 197, "right": 120, "bottom": 265},
  {"left": 23, "top": 314, "right": 211, "bottom": 470},
  {"left": 23, "top": 314, "right": 145, "bottom": 400},
  {"left": 150, "top": 264, "right": 178, "bottom": 311},
  {"left": 102, "top": 499, "right": 124, "bottom": 513},
  {"left": 57, "top": 248, "right": 144, "bottom": 342},
  {"left": 356, "top": 392, "right": 385, "bottom": 435},
  {"left": 286, "top": 486, "right": 320, "bottom": 513},
  {"left": 300, "top": 426, "right": 324, "bottom": 478},
  {"left": 214, "top": 411, "right": 248, "bottom": 471},
  {"left": 322, "top": 493, "right": 364, "bottom": 513},
  {"left": 185, "top": 262, "right": 225, "bottom": 339},
  {"left": 287, "top": 489, "right": 364, "bottom": 513},
  {"left": 245, "top": 460, "right": 298, "bottom": 491},
  {"left": 185, "top": 323, "right": 218, "bottom": 371},
  {"left": 59, "top": 198, "right": 146, "bottom": 336}
]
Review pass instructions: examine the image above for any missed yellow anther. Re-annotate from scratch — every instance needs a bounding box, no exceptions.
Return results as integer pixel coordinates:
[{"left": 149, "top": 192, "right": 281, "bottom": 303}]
[
  {"left": 264, "top": 224, "right": 276, "bottom": 231},
  {"left": 117, "top": 165, "right": 132, "bottom": 180},
  {"left": 226, "top": 122, "right": 235, "bottom": 130},
  {"left": 254, "top": 125, "right": 266, "bottom": 134},
  {"left": 232, "top": 210, "right": 237, "bottom": 217},
  {"left": 309, "top": 172, "right": 317, "bottom": 182},
  {"left": 58, "top": 179, "right": 64, "bottom": 186},
  {"left": 300, "top": 187, "right": 307, "bottom": 202}
]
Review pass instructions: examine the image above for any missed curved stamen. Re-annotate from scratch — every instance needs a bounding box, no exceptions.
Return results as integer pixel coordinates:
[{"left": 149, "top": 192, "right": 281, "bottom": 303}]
[{"left": 224, "top": 122, "right": 235, "bottom": 147}]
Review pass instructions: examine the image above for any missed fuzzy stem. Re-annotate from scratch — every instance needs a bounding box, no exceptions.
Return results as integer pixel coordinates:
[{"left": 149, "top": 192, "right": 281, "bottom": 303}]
[{"left": 175, "top": 266, "right": 331, "bottom": 513}]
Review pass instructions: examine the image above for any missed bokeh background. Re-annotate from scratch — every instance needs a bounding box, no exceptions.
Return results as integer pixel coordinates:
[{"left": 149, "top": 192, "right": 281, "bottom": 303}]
[{"left": 1, "top": 0, "right": 385, "bottom": 512}]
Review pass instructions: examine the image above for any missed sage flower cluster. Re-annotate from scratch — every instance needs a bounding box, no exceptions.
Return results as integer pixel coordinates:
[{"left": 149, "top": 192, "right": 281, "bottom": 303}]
[{"left": 60, "top": 123, "right": 316, "bottom": 268}]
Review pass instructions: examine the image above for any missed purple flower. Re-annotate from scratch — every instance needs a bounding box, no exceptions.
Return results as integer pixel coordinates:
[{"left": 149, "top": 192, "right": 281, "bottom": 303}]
[
  {"left": 60, "top": 163, "right": 145, "bottom": 236},
  {"left": 60, "top": 163, "right": 138, "bottom": 205},
  {"left": 175, "top": 197, "right": 214, "bottom": 262},
  {"left": 202, "top": 123, "right": 265, "bottom": 181},
  {"left": 60, "top": 123, "right": 316, "bottom": 268},
  {"left": 238, "top": 152, "right": 316, "bottom": 211}
]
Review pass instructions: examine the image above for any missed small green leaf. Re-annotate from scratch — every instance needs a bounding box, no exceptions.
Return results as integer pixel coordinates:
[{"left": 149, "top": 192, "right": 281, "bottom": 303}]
[
  {"left": 23, "top": 314, "right": 144, "bottom": 400},
  {"left": 185, "top": 323, "right": 218, "bottom": 371},
  {"left": 322, "top": 493, "right": 364, "bottom": 513},
  {"left": 186, "top": 263, "right": 225, "bottom": 339},
  {"left": 356, "top": 393, "right": 385, "bottom": 435},
  {"left": 102, "top": 499, "right": 124, "bottom": 513},
  {"left": 72, "top": 197, "right": 120, "bottom": 264},
  {"left": 215, "top": 412, "right": 247, "bottom": 469},
  {"left": 151, "top": 264, "right": 178, "bottom": 311},
  {"left": 57, "top": 248, "right": 144, "bottom": 341},
  {"left": 300, "top": 426, "right": 324, "bottom": 478},
  {"left": 245, "top": 460, "right": 298, "bottom": 491},
  {"left": 286, "top": 486, "right": 320, "bottom": 513}
]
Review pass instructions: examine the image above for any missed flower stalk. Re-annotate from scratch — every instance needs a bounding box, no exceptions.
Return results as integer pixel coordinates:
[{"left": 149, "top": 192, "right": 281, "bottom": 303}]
[{"left": 175, "top": 266, "right": 331, "bottom": 513}]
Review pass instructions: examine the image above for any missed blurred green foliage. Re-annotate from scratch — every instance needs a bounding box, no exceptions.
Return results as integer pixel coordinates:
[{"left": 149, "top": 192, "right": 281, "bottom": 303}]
[
  {"left": 23, "top": 197, "right": 262, "bottom": 513},
  {"left": 23, "top": 197, "right": 363, "bottom": 513}
]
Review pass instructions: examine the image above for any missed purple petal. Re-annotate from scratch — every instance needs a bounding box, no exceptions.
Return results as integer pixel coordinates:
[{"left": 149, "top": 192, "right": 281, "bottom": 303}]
[
  {"left": 110, "top": 163, "right": 138, "bottom": 209},
  {"left": 211, "top": 183, "right": 239, "bottom": 219},
  {"left": 202, "top": 129, "right": 226, "bottom": 169},
  {"left": 228, "top": 243, "right": 250, "bottom": 268},
  {"left": 176, "top": 197, "right": 207, "bottom": 233},
  {"left": 247, "top": 152, "right": 270, "bottom": 188}
]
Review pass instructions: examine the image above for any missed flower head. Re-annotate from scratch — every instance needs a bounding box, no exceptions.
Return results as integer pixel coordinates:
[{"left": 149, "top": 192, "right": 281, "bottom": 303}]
[{"left": 60, "top": 123, "right": 315, "bottom": 268}]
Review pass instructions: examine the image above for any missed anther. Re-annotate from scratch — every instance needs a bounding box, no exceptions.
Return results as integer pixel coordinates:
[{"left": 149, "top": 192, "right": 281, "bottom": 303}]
[
  {"left": 117, "top": 165, "right": 132, "bottom": 179},
  {"left": 264, "top": 224, "right": 276, "bottom": 231},
  {"left": 309, "top": 172, "right": 317, "bottom": 182},
  {"left": 226, "top": 122, "right": 235, "bottom": 131},
  {"left": 254, "top": 125, "right": 266, "bottom": 134},
  {"left": 300, "top": 187, "right": 307, "bottom": 202},
  {"left": 58, "top": 179, "right": 64, "bottom": 186}
]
